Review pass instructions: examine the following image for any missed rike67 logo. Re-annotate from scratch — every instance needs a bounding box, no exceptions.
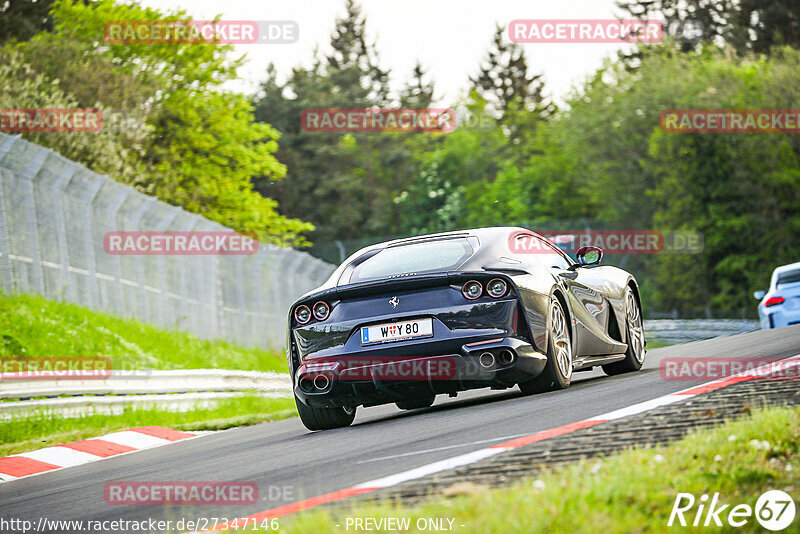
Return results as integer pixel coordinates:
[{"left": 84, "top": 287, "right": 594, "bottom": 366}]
[{"left": 668, "top": 490, "right": 795, "bottom": 530}]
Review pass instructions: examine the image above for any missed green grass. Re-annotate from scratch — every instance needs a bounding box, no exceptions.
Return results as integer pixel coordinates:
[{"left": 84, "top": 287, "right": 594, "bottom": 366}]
[
  {"left": 280, "top": 406, "right": 800, "bottom": 533},
  {"left": 0, "top": 293, "right": 295, "bottom": 455},
  {"left": 645, "top": 338, "right": 673, "bottom": 349},
  {"left": 0, "top": 293, "right": 287, "bottom": 371},
  {"left": 0, "top": 395, "right": 296, "bottom": 457}
]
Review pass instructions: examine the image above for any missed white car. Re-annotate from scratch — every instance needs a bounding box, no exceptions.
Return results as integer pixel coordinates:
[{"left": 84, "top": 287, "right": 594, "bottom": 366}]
[{"left": 754, "top": 261, "right": 800, "bottom": 329}]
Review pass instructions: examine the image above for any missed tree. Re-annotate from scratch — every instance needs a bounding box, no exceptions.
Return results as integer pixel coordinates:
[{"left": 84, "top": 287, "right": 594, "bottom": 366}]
[
  {"left": 252, "top": 0, "right": 399, "bottom": 244},
  {"left": 0, "top": 0, "right": 56, "bottom": 43},
  {"left": 617, "top": 0, "right": 800, "bottom": 54},
  {"left": 470, "top": 24, "right": 546, "bottom": 119},
  {"left": 400, "top": 61, "right": 435, "bottom": 108},
  {"left": 0, "top": 46, "right": 149, "bottom": 184},
  {"left": 325, "top": 0, "right": 390, "bottom": 106},
  {"left": 6, "top": 0, "right": 311, "bottom": 245}
]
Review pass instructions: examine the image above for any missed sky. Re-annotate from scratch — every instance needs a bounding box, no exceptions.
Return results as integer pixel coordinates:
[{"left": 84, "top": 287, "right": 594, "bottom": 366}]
[{"left": 138, "top": 0, "right": 639, "bottom": 105}]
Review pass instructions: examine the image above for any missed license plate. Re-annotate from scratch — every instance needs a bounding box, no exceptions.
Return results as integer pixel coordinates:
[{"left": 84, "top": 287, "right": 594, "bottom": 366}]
[{"left": 361, "top": 318, "right": 433, "bottom": 345}]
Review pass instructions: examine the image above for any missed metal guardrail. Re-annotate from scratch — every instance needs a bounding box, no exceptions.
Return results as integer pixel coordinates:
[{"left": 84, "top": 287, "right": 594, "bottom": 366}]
[
  {"left": 0, "top": 369, "right": 293, "bottom": 420},
  {"left": 644, "top": 319, "right": 759, "bottom": 344}
]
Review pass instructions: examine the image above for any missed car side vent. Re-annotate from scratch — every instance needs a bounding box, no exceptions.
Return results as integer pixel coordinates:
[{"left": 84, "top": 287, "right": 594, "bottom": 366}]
[{"left": 607, "top": 310, "right": 623, "bottom": 342}]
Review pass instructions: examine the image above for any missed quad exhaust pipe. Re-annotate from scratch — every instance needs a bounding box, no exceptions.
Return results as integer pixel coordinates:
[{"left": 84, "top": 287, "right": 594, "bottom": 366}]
[
  {"left": 299, "top": 373, "right": 332, "bottom": 393},
  {"left": 313, "top": 374, "right": 330, "bottom": 390},
  {"left": 477, "top": 349, "right": 516, "bottom": 369},
  {"left": 498, "top": 349, "right": 515, "bottom": 365}
]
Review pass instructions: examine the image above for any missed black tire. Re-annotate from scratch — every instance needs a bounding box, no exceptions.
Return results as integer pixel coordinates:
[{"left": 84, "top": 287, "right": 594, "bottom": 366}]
[
  {"left": 295, "top": 396, "right": 356, "bottom": 431},
  {"left": 603, "top": 288, "right": 645, "bottom": 376},
  {"left": 395, "top": 395, "right": 435, "bottom": 411},
  {"left": 519, "top": 298, "right": 572, "bottom": 394}
]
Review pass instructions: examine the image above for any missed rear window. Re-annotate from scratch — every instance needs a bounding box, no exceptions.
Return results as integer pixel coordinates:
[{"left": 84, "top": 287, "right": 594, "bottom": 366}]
[
  {"left": 777, "top": 269, "right": 800, "bottom": 287},
  {"left": 349, "top": 238, "right": 474, "bottom": 283}
]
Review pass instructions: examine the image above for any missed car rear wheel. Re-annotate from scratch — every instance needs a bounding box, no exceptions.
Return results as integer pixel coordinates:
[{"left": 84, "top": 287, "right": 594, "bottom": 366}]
[
  {"left": 519, "top": 298, "right": 572, "bottom": 394},
  {"left": 602, "top": 289, "right": 645, "bottom": 375},
  {"left": 295, "top": 396, "right": 356, "bottom": 431}
]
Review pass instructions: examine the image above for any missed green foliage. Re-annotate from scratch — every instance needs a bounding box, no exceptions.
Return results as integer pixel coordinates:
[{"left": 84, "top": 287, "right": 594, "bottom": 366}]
[
  {"left": 465, "top": 46, "right": 800, "bottom": 316},
  {"left": 3, "top": 0, "right": 311, "bottom": 246},
  {"left": 0, "top": 293, "right": 287, "bottom": 372},
  {"left": 0, "top": 0, "right": 56, "bottom": 43},
  {"left": 252, "top": 0, "right": 401, "bottom": 243},
  {"left": 0, "top": 46, "right": 149, "bottom": 185},
  {"left": 617, "top": 0, "right": 800, "bottom": 55}
]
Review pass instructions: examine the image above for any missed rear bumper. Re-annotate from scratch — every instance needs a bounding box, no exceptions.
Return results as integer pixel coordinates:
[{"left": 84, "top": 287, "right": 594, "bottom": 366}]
[
  {"left": 294, "top": 336, "right": 547, "bottom": 408},
  {"left": 761, "top": 308, "right": 800, "bottom": 328}
]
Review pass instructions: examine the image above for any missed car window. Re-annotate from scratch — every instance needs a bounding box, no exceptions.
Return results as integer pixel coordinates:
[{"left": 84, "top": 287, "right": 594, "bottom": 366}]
[
  {"left": 777, "top": 268, "right": 800, "bottom": 287},
  {"left": 349, "top": 238, "right": 474, "bottom": 282},
  {"left": 511, "top": 233, "right": 572, "bottom": 269}
]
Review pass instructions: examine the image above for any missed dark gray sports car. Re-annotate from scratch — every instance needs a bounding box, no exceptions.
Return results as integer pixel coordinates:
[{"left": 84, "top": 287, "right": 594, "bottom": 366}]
[{"left": 288, "top": 227, "right": 645, "bottom": 430}]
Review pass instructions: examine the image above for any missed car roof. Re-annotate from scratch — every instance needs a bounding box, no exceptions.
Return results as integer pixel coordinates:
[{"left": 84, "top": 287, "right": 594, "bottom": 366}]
[
  {"left": 381, "top": 226, "right": 529, "bottom": 246},
  {"left": 771, "top": 261, "right": 800, "bottom": 286},
  {"left": 326, "top": 227, "right": 547, "bottom": 288}
]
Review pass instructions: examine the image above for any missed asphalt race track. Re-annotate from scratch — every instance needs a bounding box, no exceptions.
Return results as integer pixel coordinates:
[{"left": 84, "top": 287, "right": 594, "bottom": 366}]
[{"left": 2, "top": 325, "right": 800, "bottom": 527}]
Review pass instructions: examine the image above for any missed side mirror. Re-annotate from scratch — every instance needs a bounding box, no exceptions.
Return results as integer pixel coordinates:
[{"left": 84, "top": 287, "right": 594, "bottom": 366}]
[
  {"left": 753, "top": 290, "right": 767, "bottom": 301},
  {"left": 576, "top": 246, "right": 603, "bottom": 267}
]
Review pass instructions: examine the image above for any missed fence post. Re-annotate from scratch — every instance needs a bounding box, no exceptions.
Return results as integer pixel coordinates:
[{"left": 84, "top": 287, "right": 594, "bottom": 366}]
[
  {"left": 107, "top": 187, "right": 131, "bottom": 314},
  {"left": 250, "top": 251, "right": 269, "bottom": 348},
  {"left": 22, "top": 147, "right": 50, "bottom": 295},
  {"left": 172, "top": 212, "right": 196, "bottom": 334},
  {"left": 0, "top": 170, "right": 13, "bottom": 291},
  {"left": 150, "top": 205, "right": 179, "bottom": 328},
  {"left": 51, "top": 163, "right": 80, "bottom": 301},
  {"left": 127, "top": 197, "right": 155, "bottom": 320},
  {"left": 80, "top": 174, "right": 104, "bottom": 308}
]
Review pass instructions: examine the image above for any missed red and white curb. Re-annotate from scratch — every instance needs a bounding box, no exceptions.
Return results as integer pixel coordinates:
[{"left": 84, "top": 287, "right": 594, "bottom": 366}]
[
  {"left": 208, "top": 354, "right": 800, "bottom": 530},
  {"left": 0, "top": 426, "right": 197, "bottom": 483}
]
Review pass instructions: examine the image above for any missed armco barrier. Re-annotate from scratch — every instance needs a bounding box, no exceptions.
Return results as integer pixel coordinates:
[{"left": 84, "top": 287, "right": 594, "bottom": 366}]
[{"left": 0, "top": 369, "right": 292, "bottom": 420}]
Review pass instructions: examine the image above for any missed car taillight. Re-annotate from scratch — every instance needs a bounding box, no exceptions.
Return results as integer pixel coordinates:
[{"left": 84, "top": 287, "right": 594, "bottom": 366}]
[
  {"left": 487, "top": 278, "right": 508, "bottom": 298},
  {"left": 765, "top": 296, "right": 785, "bottom": 307},
  {"left": 462, "top": 280, "right": 483, "bottom": 300},
  {"left": 295, "top": 305, "right": 311, "bottom": 324},
  {"left": 313, "top": 301, "right": 330, "bottom": 321}
]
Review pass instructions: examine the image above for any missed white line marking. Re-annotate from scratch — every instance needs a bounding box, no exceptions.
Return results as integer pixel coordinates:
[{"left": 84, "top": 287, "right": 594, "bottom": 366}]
[
  {"left": 592, "top": 394, "right": 689, "bottom": 421},
  {"left": 354, "top": 448, "right": 506, "bottom": 489},
  {"left": 356, "top": 433, "right": 532, "bottom": 464}
]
